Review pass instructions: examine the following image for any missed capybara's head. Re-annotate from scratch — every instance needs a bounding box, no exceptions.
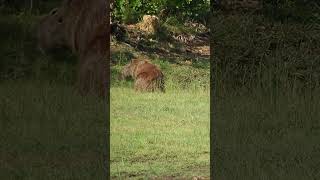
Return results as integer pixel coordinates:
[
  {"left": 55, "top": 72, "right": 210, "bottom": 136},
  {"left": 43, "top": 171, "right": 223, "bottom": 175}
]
[
  {"left": 120, "top": 59, "right": 146, "bottom": 80},
  {"left": 37, "top": 7, "right": 68, "bottom": 53},
  {"left": 119, "top": 63, "right": 132, "bottom": 80}
]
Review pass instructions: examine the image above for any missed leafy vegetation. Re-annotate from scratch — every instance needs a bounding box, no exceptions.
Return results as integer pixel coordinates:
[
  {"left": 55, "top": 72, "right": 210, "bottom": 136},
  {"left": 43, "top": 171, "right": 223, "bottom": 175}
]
[{"left": 112, "top": 0, "right": 210, "bottom": 24}]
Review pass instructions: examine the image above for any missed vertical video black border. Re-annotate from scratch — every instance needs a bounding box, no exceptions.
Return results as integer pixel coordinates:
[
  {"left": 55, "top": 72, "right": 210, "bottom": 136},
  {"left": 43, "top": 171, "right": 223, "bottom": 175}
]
[
  {"left": 210, "top": 0, "right": 217, "bottom": 179},
  {"left": 209, "top": 0, "right": 213, "bottom": 179},
  {"left": 105, "top": 0, "right": 111, "bottom": 179}
]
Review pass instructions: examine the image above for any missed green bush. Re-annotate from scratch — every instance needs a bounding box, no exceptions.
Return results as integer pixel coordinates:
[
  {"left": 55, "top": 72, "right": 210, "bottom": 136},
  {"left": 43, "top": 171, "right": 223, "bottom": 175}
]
[{"left": 112, "top": 0, "right": 210, "bottom": 24}]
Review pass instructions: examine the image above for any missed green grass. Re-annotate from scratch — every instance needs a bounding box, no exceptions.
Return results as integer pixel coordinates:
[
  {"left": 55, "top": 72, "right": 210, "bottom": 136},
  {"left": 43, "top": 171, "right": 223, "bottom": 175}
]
[
  {"left": 110, "top": 31, "right": 210, "bottom": 177},
  {"left": 111, "top": 57, "right": 210, "bottom": 92},
  {"left": 110, "top": 87, "right": 210, "bottom": 179},
  {"left": 0, "top": 80, "right": 107, "bottom": 180},
  {"left": 0, "top": 54, "right": 210, "bottom": 179}
]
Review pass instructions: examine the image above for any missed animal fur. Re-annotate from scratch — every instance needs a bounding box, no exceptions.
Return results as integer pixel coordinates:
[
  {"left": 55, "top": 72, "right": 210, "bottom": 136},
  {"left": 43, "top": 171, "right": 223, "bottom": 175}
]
[{"left": 121, "top": 59, "right": 165, "bottom": 92}]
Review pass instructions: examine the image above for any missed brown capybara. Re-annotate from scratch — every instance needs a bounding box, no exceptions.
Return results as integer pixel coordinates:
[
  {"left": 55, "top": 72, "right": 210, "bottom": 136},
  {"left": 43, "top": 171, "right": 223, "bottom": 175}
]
[
  {"left": 37, "top": 0, "right": 109, "bottom": 97},
  {"left": 121, "top": 59, "right": 165, "bottom": 92}
]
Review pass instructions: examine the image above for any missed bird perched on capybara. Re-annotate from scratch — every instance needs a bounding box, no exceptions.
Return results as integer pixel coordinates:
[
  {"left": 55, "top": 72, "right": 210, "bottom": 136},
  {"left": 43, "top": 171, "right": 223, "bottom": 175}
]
[
  {"left": 120, "top": 59, "right": 165, "bottom": 92},
  {"left": 37, "top": 0, "right": 109, "bottom": 97}
]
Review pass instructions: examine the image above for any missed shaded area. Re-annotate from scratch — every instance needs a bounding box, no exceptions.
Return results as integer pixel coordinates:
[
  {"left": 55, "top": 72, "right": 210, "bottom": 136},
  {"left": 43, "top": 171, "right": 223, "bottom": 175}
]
[
  {"left": 110, "top": 21, "right": 210, "bottom": 91},
  {"left": 111, "top": 19, "right": 209, "bottom": 66}
]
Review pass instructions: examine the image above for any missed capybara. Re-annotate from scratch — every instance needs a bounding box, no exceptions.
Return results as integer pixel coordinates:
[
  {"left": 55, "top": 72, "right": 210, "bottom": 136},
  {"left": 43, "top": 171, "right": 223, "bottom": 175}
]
[
  {"left": 121, "top": 59, "right": 165, "bottom": 92},
  {"left": 37, "top": 0, "right": 109, "bottom": 97}
]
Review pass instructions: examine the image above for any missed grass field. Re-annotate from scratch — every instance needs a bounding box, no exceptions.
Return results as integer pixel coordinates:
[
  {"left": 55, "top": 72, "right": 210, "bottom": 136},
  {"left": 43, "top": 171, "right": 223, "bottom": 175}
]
[
  {"left": 0, "top": 55, "right": 210, "bottom": 180},
  {"left": 110, "top": 54, "right": 210, "bottom": 179},
  {"left": 111, "top": 87, "right": 210, "bottom": 179}
]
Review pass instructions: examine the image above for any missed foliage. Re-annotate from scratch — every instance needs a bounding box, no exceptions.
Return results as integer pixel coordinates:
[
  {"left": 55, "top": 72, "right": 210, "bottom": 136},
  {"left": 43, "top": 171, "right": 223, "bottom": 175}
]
[{"left": 112, "top": 0, "right": 210, "bottom": 24}]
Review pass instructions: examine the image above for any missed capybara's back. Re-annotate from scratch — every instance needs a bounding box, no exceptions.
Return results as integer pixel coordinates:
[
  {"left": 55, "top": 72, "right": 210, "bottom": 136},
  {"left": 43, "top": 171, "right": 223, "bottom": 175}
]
[{"left": 121, "top": 59, "right": 165, "bottom": 92}]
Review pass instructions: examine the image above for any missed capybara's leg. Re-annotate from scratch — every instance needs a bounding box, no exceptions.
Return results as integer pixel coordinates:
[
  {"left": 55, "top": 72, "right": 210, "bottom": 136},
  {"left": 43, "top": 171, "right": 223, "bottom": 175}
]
[
  {"left": 134, "top": 78, "right": 143, "bottom": 92},
  {"left": 134, "top": 78, "right": 149, "bottom": 92},
  {"left": 147, "top": 80, "right": 155, "bottom": 92},
  {"left": 147, "top": 77, "right": 165, "bottom": 92}
]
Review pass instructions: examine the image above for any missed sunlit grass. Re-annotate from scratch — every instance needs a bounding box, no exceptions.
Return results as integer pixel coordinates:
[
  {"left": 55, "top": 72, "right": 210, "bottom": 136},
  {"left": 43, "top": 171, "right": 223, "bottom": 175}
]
[{"left": 111, "top": 87, "right": 210, "bottom": 179}]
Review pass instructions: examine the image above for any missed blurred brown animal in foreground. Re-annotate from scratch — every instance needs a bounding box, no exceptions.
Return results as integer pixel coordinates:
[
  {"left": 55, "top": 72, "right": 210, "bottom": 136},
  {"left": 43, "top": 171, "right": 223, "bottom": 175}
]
[
  {"left": 120, "top": 59, "right": 165, "bottom": 92},
  {"left": 37, "top": 0, "right": 109, "bottom": 97}
]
